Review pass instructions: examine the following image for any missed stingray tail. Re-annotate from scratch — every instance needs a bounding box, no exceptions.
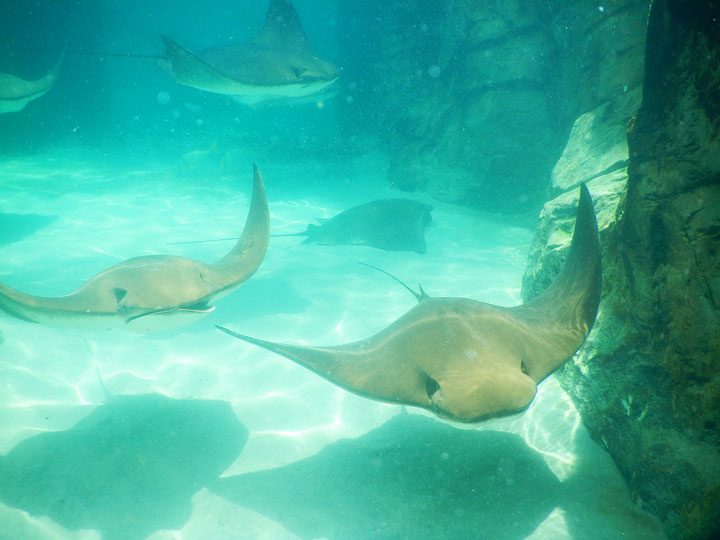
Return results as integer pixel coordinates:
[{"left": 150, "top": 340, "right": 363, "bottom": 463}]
[
  {"left": 359, "top": 263, "right": 428, "bottom": 302},
  {"left": 167, "top": 230, "right": 306, "bottom": 246},
  {"left": 166, "top": 236, "right": 241, "bottom": 246},
  {"left": 520, "top": 183, "right": 601, "bottom": 334},
  {"left": 270, "top": 232, "right": 308, "bottom": 238},
  {"left": 216, "top": 325, "right": 343, "bottom": 380}
]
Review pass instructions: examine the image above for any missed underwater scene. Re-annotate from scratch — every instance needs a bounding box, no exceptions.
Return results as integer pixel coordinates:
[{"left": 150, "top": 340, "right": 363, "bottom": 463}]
[{"left": 1, "top": 1, "right": 719, "bottom": 539}]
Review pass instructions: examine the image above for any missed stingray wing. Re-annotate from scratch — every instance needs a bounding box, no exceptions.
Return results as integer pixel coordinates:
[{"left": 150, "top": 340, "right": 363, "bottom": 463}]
[
  {"left": 249, "top": 0, "right": 315, "bottom": 55},
  {"left": 508, "top": 183, "right": 601, "bottom": 381},
  {"left": 162, "top": 37, "right": 255, "bottom": 95}
]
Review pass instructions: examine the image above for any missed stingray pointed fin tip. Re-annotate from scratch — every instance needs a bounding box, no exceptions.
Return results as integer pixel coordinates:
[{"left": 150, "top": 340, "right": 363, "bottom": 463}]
[
  {"left": 215, "top": 325, "right": 248, "bottom": 340},
  {"left": 215, "top": 325, "right": 278, "bottom": 353},
  {"left": 160, "top": 35, "right": 177, "bottom": 51}
]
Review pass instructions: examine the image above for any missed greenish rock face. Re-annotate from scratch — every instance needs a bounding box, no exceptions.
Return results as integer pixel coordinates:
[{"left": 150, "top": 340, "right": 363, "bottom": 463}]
[
  {"left": 522, "top": 170, "right": 628, "bottom": 302},
  {"left": 337, "top": 0, "right": 649, "bottom": 213},
  {"left": 523, "top": 1, "right": 720, "bottom": 538},
  {"left": 551, "top": 88, "right": 640, "bottom": 191}
]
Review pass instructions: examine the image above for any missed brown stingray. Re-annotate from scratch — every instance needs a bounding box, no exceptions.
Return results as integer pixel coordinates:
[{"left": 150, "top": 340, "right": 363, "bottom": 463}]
[
  {"left": 160, "top": 0, "right": 339, "bottom": 105},
  {"left": 0, "top": 164, "right": 269, "bottom": 332},
  {"left": 218, "top": 184, "right": 601, "bottom": 422}
]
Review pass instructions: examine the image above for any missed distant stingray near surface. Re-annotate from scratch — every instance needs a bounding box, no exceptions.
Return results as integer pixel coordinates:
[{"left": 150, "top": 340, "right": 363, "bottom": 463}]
[
  {"left": 0, "top": 50, "right": 64, "bottom": 113},
  {"left": 160, "top": 0, "right": 339, "bottom": 105},
  {"left": 218, "top": 184, "right": 601, "bottom": 423},
  {"left": 0, "top": 164, "right": 269, "bottom": 332}
]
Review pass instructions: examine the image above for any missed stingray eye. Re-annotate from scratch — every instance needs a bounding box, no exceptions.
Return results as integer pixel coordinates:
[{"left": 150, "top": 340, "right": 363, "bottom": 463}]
[
  {"left": 520, "top": 359, "right": 529, "bottom": 375},
  {"left": 425, "top": 375, "right": 440, "bottom": 399},
  {"left": 291, "top": 66, "right": 308, "bottom": 78},
  {"left": 113, "top": 288, "right": 128, "bottom": 304}
]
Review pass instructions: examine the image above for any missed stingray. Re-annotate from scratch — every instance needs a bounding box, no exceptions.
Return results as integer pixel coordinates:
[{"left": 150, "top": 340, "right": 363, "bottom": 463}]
[
  {"left": 279, "top": 198, "right": 434, "bottom": 253},
  {"left": 0, "top": 50, "right": 64, "bottom": 113},
  {"left": 0, "top": 392, "right": 248, "bottom": 540},
  {"left": 172, "top": 198, "right": 434, "bottom": 254},
  {"left": 0, "top": 164, "right": 269, "bottom": 332},
  {"left": 160, "top": 0, "right": 339, "bottom": 105},
  {"left": 218, "top": 184, "right": 601, "bottom": 423}
]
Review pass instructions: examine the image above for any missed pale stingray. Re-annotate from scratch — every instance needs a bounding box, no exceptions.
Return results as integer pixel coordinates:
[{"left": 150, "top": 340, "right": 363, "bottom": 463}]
[
  {"left": 0, "top": 50, "right": 64, "bottom": 113},
  {"left": 218, "top": 184, "right": 601, "bottom": 423},
  {"left": 160, "top": 0, "right": 339, "bottom": 105},
  {"left": 0, "top": 164, "right": 269, "bottom": 332}
]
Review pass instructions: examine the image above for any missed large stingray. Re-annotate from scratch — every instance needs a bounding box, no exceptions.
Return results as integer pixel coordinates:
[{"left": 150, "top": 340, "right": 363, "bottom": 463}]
[
  {"left": 172, "top": 198, "right": 433, "bottom": 254},
  {"left": 0, "top": 51, "right": 64, "bottom": 113},
  {"left": 218, "top": 184, "right": 601, "bottom": 423},
  {"left": 160, "top": 0, "right": 340, "bottom": 105},
  {"left": 0, "top": 164, "right": 269, "bottom": 332}
]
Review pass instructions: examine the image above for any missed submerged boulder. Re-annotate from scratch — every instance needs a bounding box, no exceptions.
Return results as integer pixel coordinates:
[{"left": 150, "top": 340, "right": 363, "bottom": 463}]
[{"left": 338, "top": 0, "right": 649, "bottom": 213}]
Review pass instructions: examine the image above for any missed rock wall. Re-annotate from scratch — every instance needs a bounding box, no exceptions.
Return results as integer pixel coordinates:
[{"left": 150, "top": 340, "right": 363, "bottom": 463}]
[
  {"left": 337, "top": 0, "right": 649, "bottom": 213},
  {"left": 522, "top": 0, "right": 720, "bottom": 537}
]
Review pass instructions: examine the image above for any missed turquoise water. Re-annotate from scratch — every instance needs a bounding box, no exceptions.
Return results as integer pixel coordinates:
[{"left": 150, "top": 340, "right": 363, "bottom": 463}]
[
  {"left": 0, "top": 155, "right": 662, "bottom": 540},
  {"left": 0, "top": 2, "right": 664, "bottom": 539}
]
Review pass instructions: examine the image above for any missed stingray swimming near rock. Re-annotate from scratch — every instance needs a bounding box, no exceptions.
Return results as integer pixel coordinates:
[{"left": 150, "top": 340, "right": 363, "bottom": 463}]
[
  {"left": 160, "top": 0, "right": 339, "bottom": 105},
  {"left": 218, "top": 184, "right": 601, "bottom": 423},
  {"left": 0, "top": 50, "right": 64, "bottom": 113},
  {"left": 0, "top": 392, "right": 248, "bottom": 540},
  {"left": 172, "top": 198, "right": 433, "bottom": 254},
  {"left": 0, "top": 164, "right": 269, "bottom": 332}
]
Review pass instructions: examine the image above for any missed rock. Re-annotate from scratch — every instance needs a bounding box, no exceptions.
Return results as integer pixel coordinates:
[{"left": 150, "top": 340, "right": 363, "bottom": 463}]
[
  {"left": 388, "top": 87, "right": 556, "bottom": 211},
  {"left": 337, "top": 0, "right": 649, "bottom": 213},
  {"left": 522, "top": 170, "right": 628, "bottom": 300},
  {"left": 522, "top": 1, "right": 720, "bottom": 538},
  {"left": 550, "top": 0, "right": 650, "bottom": 116},
  {"left": 551, "top": 88, "right": 640, "bottom": 190}
]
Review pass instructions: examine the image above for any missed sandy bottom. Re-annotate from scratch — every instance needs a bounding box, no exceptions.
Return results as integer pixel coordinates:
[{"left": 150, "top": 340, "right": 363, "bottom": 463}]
[{"left": 0, "top": 150, "right": 664, "bottom": 540}]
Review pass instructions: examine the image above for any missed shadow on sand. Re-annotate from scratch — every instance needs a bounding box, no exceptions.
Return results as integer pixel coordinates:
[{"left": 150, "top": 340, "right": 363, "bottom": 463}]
[
  {"left": 0, "top": 393, "right": 247, "bottom": 540},
  {"left": 210, "top": 413, "right": 564, "bottom": 540},
  {"left": 0, "top": 211, "right": 57, "bottom": 246}
]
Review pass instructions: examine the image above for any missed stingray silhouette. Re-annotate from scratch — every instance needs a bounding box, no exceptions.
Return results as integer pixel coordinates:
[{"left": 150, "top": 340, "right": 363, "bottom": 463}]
[
  {"left": 0, "top": 393, "right": 248, "bottom": 540},
  {"left": 210, "top": 413, "right": 563, "bottom": 540},
  {"left": 0, "top": 211, "right": 57, "bottom": 246},
  {"left": 276, "top": 198, "right": 434, "bottom": 253}
]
